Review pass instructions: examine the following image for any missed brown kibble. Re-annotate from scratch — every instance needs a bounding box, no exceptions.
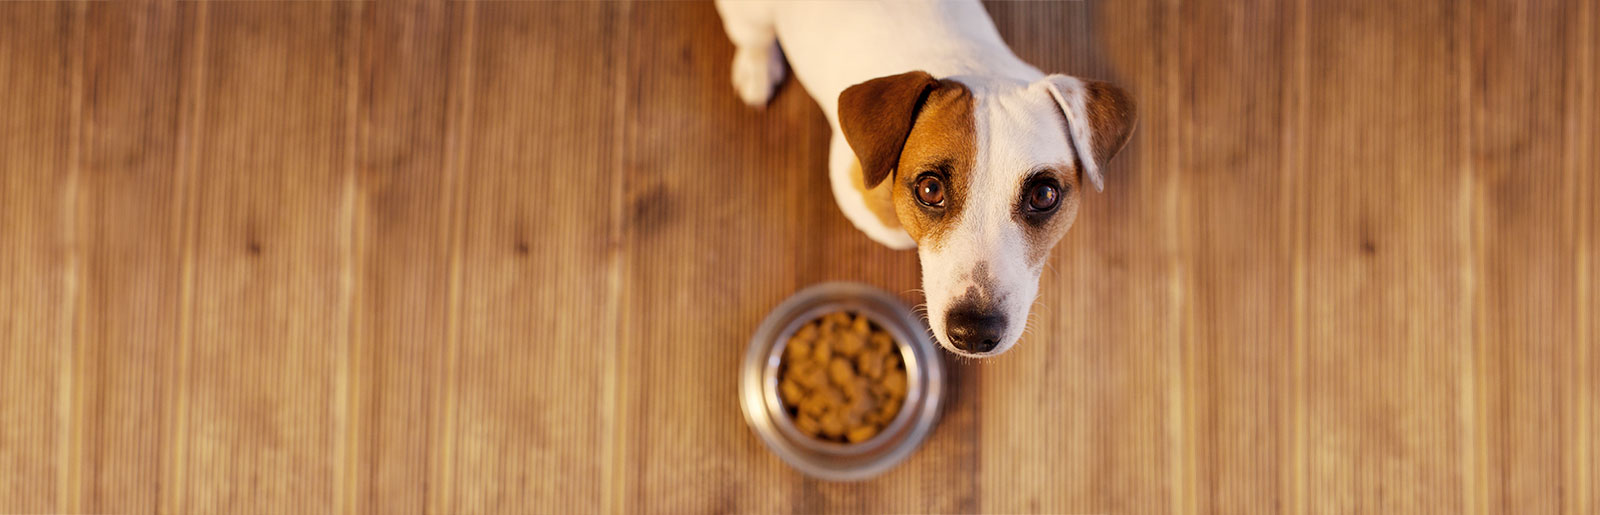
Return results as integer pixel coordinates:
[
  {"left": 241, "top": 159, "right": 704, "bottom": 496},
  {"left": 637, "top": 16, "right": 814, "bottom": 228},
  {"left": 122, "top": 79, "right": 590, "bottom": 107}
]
[
  {"left": 820, "top": 414, "right": 846, "bottom": 438},
  {"left": 812, "top": 339, "right": 832, "bottom": 362},
  {"left": 785, "top": 338, "right": 812, "bottom": 362},
  {"left": 841, "top": 404, "right": 863, "bottom": 427},
  {"left": 884, "top": 369, "right": 907, "bottom": 398},
  {"left": 800, "top": 392, "right": 828, "bottom": 417},
  {"left": 828, "top": 357, "right": 855, "bottom": 387},
  {"left": 835, "top": 333, "right": 865, "bottom": 356},
  {"left": 820, "top": 384, "right": 845, "bottom": 405},
  {"left": 840, "top": 376, "right": 863, "bottom": 399},
  {"left": 792, "top": 361, "right": 826, "bottom": 389},
  {"left": 869, "top": 332, "right": 893, "bottom": 354},
  {"left": 821, "top": 313, "right": 849, "bottom": 335},
  {"left": 858, "top": 351, "right": 884, "bottom": 379},
  {"left": 780, "top": 378, "right": 805, "bottom": 405},
  {"left": 847, "top": 425, "right": 879, "bottom": 443},
  {"left": 797, "top": 413, "right": 821, "bottom": 436},
  {"left": 847, "top": 381, "right": 873, "bottom": 414},
  {"left": 851, "top": 314, "right": 871, "bottom": 335},
  {"left": 851, "top": 376, "right": 871, "bottom": 397},
  {"left": 794, "top": 323, "right": 818, "bottom": 341},
  {"left": 878, "top": 398, "right": 901, "bottom": 421},
  {"left": 776, "top": 310, "right": 908, "bottom": 444}
]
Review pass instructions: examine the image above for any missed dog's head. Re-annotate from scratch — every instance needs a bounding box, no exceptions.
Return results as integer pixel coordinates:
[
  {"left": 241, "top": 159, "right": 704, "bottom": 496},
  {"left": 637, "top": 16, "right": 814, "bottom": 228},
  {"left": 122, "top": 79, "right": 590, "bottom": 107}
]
[{"left": 839, "top": 71, "right": 1135, "bottom": 357}]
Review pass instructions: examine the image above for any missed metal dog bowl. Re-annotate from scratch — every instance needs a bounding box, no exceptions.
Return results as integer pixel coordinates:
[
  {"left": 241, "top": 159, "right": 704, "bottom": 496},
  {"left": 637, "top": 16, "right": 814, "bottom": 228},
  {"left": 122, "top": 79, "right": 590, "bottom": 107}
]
[{"left": 740, "top": 282, "right": 945, "bottom": 481}]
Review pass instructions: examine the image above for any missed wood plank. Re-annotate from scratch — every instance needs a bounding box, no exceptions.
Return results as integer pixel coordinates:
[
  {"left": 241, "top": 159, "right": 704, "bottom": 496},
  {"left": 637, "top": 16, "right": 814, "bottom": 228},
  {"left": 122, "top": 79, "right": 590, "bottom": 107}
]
[
  {"left": 443, "top": 2, "right": 622, "bottom": 512},
  {"left": 614, "top": 3, "right": 809, "bottom": 511},
  {"left": 173, "top": 4, "right": 358, "bottom": 512},
  {"left": 1470, "top": 1, "right": 1592, "bottom": 512},
  {"left": 978, "top": 1, "right": 1184, "bottom": 512},
  {"left": 352, "top": 2, "right": 455, "bottom": 514},
  {"left": 73, "top": 2, "right": 183, "bottom": 513},
  {"left": 1568, "top": 1, "right": 1595, "bottom": 512},
  {"left": 1301, "top": 0, "right": 1470, "bottom": 512},
  {"left": 1589, "top": 1, "right": 1600, "bottom": 507},
  {"left": 1586, "top": 3, "right": 1600, "bottom": 510},
  {"left": 0, "top": 3, "right": 80, "bottom": 513},
  {"left": 1172, "top": 0, "right": 1301, "bottom": 511}
]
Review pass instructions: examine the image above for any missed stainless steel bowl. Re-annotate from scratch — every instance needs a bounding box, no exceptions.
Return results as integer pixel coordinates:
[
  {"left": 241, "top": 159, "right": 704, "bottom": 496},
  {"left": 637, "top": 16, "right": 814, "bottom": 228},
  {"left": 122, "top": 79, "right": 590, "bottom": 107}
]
[{"left": 740, "top": 282, "right": 945, "bottom": 481}]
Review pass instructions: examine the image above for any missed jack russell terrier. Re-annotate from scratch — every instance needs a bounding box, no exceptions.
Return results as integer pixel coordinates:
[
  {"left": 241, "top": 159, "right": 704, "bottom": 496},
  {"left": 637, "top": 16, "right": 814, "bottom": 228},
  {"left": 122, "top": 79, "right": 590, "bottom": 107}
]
[{"left": 716, "top": 0, "right": 1136, "bottom": 357}]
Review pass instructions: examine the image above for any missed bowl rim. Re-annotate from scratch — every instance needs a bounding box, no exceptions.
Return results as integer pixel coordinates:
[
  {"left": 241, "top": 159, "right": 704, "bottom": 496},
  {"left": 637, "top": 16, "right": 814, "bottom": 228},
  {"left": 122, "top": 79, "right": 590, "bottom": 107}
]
[
  {"left": 739, "top": 281, "right": 945, "bottom": 482},
  {"left": 760, "top": 302, "right": 924, "bottom": 454}
]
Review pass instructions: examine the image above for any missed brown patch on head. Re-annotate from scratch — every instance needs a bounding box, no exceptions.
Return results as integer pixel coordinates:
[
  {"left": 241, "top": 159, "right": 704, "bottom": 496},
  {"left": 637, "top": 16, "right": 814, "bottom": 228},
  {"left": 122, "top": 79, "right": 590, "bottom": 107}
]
[
  {"left": 1081, "top": 81, "right": 1137, "bottom": 167},
  {"left": 1012, "top": 165, "right": 1082, "bottom": 266},
  {"left": 887, "top": 80, "right": 975, "bottom": 250}
]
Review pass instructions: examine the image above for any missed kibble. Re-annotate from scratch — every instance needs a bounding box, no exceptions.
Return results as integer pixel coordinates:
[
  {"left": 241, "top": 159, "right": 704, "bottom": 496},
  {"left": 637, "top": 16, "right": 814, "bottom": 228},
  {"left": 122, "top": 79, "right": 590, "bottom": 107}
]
[{"left": 777, "top": 311, "right": 908, "bottom": 444}]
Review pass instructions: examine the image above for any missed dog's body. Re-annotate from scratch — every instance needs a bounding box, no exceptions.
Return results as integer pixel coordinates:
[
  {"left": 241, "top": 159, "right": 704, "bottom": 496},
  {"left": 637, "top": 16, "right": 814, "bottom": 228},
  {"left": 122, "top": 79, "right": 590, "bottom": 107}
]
[{"left": 716, "top": 0, "right": 1135, "bottom": 357}]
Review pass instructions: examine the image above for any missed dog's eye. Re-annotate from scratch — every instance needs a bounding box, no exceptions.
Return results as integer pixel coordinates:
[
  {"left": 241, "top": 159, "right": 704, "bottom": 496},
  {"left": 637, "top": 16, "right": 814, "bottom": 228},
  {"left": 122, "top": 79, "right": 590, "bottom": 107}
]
[
  {"left": 1026, "top": 182, "right": 1060, "bottom": 212},
  {"left": 914, "top": 174, "right": 945, "bottom": 207}
]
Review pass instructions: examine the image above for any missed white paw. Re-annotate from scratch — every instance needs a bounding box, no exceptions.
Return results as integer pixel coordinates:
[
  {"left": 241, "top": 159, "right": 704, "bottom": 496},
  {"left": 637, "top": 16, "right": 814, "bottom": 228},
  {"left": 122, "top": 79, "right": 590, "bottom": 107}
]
[{"left": 731, "top": 42, "right": 786, "bottom": 108}]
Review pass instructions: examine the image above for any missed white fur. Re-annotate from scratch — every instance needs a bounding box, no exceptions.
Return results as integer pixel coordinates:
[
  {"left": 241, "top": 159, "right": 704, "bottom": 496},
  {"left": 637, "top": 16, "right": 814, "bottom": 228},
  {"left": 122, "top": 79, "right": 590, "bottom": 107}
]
[{"left": 716, "top": 0, "right": 1099, "bottom": 356}]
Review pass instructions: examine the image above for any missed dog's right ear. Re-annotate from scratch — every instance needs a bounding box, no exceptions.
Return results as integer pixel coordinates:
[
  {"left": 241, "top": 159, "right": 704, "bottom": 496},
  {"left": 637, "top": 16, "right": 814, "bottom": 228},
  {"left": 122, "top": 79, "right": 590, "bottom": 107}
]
[
  {"left": 1040, "top": 75, "right": 1137, "bottom": 192},
  {"left": 838, "top": 71, "right": 942, "bottom": 189}
]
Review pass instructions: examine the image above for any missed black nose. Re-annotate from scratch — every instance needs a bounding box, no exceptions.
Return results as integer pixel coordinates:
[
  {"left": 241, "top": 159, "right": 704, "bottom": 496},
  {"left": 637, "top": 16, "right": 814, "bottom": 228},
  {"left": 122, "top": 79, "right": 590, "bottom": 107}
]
[{"left": 945, "top": 306, "right": 1006, "bottom": 353}]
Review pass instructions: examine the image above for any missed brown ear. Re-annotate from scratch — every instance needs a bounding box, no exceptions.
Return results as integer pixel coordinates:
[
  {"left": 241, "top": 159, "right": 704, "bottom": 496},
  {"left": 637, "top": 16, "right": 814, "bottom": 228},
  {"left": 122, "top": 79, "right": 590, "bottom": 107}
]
[
  {"left": 1041, "top": 75, "right": 1137, "bottom": 192},
  {"left": 838, "top": 71, "right": 942, "bottom": 189}
]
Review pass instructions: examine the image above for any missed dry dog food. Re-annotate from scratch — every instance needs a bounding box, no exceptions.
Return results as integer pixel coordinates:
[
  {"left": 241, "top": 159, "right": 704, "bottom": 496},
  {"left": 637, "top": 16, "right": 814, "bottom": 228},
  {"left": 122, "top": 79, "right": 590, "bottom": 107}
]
[{"left": 777, "top": 311, "right": 908, "bottom": 443}]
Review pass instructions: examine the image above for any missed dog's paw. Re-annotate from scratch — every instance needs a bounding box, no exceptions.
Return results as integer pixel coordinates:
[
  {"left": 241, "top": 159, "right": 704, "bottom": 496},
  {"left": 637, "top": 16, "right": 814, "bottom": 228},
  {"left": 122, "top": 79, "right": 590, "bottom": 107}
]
[{"left": 731, "top": 42, "right": 786, "bottom": 108}]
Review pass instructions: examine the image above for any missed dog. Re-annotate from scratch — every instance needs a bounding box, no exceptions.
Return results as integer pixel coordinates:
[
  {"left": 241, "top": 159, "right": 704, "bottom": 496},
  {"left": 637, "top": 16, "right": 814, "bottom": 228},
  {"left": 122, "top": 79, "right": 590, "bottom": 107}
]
[{"left": 716, "top": 0, "right": 1136, "bottom": 357}]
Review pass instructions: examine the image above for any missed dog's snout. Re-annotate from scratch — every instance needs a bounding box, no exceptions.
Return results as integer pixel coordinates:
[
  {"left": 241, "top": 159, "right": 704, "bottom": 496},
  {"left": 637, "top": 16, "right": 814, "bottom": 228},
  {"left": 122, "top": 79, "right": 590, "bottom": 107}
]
[{"left": 945, "top": 306, "right": 1006, "bottom": 353}]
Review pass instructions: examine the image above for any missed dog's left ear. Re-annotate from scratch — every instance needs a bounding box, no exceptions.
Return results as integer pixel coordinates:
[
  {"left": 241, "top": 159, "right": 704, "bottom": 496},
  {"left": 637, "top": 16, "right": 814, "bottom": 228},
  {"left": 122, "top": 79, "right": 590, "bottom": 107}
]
[
  {"left": 838, "top": 71, "right": 943, "bottom": 189},
  {"left": 1040, "top": 75, "right": 1137, "bottom": 192}
]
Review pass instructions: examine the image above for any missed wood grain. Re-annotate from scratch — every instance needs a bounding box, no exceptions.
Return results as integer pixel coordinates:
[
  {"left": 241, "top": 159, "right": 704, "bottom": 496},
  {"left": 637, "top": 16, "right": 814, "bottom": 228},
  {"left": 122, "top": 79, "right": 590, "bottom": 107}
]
[
  {"left": 171, "top": 3, "right": 359, "bottom": 513},
  {"left": 1471, "top": 1, "right": 1593, "bottom": 512},
  {"left": 1172, "top": 0, "right": 1300, "bottom": 511},
  {"left": 421, "top": 2, "right": 625, "bottom": 513},
  {"left": 75, "top": 3, "right": 183, "bottom": 513},
  {"left": 353, "top": 1, "right": 454, "bottom": 514},
  {"left": 0, "top": 3, "right": 80, "bottom": 513},
  {"left": 1301, "top": 0, "right": 1473, "bottom": 512},
  {"left": 0, "top": 1, "right": 1594, "bottom": 513}
]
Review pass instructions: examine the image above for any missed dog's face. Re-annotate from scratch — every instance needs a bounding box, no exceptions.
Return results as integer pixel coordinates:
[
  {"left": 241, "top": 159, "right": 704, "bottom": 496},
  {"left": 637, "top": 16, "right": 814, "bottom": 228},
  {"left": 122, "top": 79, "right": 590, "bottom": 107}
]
[{"left": 839, "top": 71, "right": 1135, "bottom": 357}]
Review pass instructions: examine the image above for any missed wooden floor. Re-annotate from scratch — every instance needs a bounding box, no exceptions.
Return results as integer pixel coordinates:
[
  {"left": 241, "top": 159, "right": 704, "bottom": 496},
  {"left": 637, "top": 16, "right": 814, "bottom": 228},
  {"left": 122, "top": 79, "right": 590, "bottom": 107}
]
[{"left": 1, "top": 1, "right": 1596, "bottom": 513}]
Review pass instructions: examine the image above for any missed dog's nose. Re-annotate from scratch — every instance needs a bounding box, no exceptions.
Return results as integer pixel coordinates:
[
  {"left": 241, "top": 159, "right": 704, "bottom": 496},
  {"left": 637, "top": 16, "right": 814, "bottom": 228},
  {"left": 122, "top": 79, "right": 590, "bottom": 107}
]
[{"left": 945, "top": 307, "right": 1006, "bottom": 353}]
